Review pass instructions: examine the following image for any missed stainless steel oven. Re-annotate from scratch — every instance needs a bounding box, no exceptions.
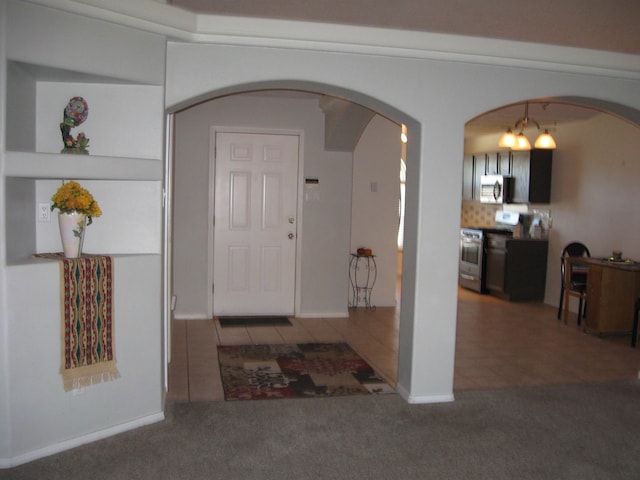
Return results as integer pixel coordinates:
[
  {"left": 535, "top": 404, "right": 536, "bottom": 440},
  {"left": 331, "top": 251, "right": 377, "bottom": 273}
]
[{"left": 459, "top": 228, "right": 484, "bottom": 292}]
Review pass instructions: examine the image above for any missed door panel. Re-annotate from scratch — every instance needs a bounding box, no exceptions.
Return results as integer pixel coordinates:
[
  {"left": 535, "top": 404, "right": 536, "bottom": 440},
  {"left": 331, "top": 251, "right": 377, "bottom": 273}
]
[
  {"left": 214, "top": 132, "right": 299, "bottom": 316},
  {"left": 228, "top": 245, "right": 249, "bottom": 292},
  {"left": 230, "top": 172, "right": 250, "bottom": 229}
]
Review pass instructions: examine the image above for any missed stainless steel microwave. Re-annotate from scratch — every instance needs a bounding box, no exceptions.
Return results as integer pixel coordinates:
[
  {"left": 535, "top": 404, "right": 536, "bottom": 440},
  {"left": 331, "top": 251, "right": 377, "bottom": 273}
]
[{"left": 480, "top": 174, "right": 513, "bottom": 204}]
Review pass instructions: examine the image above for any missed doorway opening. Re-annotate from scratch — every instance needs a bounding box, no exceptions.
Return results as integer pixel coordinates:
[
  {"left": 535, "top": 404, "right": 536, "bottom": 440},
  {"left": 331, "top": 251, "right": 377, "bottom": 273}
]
[
  {"left": 456, "top": 97, "right": 640, "bottom": 389},
  {"left": 168, "top": 86, "right": 419, "bottom": 400}
]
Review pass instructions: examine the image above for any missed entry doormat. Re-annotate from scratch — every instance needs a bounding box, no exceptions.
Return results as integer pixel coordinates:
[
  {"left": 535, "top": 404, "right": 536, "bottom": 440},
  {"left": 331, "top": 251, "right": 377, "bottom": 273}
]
[
  {"left": 219, "top": 316, "right": 292, "bottom": 328},
  {"left": 217, "top": 342, "right": 395, "bottom": 401}
]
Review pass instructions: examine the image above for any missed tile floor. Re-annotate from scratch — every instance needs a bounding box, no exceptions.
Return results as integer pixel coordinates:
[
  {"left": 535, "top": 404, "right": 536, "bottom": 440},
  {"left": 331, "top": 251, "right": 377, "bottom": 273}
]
[{"left": 167, "top": 286, "right": 640, "bottom": 402}]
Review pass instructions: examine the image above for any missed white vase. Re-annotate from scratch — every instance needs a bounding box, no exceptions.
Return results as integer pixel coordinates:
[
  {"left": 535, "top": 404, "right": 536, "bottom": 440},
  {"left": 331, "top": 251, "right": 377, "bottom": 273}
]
[{"left": 58, "top": 212, "right": 86, "bottom": 258}]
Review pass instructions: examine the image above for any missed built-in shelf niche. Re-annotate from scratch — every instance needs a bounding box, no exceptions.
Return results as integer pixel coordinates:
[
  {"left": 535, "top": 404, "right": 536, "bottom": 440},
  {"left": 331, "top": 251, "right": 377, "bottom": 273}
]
[
  {"left": 6, "top": 60, "right": 164, "bottom": 160},
  {"left": 4, "top": 61, "right": 165, "bottom": 265},
  {"left": 5, "top": 177, "right": 163, "bottom": 266}
]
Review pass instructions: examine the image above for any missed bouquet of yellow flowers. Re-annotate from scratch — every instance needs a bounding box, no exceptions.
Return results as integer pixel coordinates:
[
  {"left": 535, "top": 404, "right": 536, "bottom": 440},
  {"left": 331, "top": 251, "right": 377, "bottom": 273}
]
[{"left": 51, "top": 180, "right": 102, "bottom": 225}]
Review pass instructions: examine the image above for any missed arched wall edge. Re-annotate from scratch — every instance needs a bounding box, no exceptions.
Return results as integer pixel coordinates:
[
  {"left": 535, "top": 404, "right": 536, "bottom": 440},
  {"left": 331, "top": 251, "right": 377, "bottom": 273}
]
[
  {"left": 166, "top": 79, "right": 423, "bottom": 402},
  {"left": 164, "top": 43, "right": 640, "bottom": 403}
]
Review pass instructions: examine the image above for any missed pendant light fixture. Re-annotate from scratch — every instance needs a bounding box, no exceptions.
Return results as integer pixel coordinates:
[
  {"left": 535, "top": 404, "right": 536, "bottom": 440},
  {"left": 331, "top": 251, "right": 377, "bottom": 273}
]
[
  {"left": 512, "top": 132, "right": 532, "bottom": 151},
  {"left": 534, "top": 129, "right": 557, "bottom": 149},
  {"left": 498, "top": 102, "right": 557, "bottom": 150},
  {"left": 498, "top": 128, "right": 516, "bottom": 148}
]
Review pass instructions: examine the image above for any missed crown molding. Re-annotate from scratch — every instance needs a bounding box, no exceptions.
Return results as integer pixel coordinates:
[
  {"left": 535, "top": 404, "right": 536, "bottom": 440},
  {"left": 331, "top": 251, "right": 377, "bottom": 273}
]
[{"left": 25, "top": 0, "right": 640, "bottom": 80}]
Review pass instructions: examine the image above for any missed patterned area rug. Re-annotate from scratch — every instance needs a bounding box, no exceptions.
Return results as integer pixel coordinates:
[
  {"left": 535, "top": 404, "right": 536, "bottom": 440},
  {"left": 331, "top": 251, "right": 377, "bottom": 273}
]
[{"left": 217, "top": 342, "right": 395, "bottom": 401}]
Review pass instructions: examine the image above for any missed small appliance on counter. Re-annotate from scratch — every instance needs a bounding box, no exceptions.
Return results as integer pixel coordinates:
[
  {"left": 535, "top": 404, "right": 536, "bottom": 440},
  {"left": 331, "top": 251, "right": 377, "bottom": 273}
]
[
  {"left": 494, "top": 209, "right": 551, "bottom": 239},
  {"left": 530, "top": 209, "right": 552, "bottom": 239}
]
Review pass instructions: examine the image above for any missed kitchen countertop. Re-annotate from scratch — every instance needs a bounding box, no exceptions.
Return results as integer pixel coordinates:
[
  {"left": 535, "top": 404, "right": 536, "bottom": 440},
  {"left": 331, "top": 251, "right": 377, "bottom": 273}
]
[
  {"left": 569, "top": 256, "right": 640, "bottom": 272},
  {"left": 460, "top": 226, "right": 548, "bottom": 242}
]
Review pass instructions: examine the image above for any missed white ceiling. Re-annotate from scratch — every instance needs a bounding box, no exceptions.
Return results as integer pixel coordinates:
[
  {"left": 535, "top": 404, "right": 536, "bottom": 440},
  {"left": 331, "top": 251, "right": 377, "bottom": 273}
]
[{"left": 168, "top": 0, "right": 639, "bottom": 134}]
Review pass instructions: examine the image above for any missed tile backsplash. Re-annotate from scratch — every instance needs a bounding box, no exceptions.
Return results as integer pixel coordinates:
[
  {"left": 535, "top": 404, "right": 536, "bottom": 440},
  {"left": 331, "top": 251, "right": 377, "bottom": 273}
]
[{"left": 460, "top": 200, "right": 500, "bottom": 228}]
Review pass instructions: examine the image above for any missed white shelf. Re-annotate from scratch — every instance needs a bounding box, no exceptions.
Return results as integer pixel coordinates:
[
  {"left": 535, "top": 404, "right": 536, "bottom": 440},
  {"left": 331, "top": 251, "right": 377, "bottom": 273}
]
[
  {"left": 8, "top": 252, "right": 161, "bottom": 267},
  {"left": 4, "top": 151, "right": 163, "bottom": 181}
]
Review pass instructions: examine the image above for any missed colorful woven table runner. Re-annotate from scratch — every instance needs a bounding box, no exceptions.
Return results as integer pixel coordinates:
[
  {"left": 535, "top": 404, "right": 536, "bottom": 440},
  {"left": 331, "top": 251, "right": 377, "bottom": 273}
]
[{"left": 35, "top": 253, "right": 119, "bottom": 391}]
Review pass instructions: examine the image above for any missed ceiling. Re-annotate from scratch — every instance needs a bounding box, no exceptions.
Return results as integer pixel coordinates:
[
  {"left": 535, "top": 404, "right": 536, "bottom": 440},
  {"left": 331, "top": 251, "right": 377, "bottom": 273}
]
[
  {"left": 168, "top": 0, "right": 639, "bottom": 135},
  {"left": 169, "top": 0, "right": 640, "bottom": 55},
  {"left": 464, "top": 101, "right": 602, "bottom": 136}
]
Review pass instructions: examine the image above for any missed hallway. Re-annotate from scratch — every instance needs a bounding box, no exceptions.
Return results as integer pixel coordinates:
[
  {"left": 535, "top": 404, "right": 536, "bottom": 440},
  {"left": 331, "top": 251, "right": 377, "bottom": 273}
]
[{"left": 168, "top": 288, "right": 640, "bottom": 402}]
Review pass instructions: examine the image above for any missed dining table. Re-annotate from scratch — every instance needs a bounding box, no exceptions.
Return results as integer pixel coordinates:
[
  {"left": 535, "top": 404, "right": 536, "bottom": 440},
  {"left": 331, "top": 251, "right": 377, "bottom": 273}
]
[{"left": 565, "top": 256, "right": 640, "bottom": 335}]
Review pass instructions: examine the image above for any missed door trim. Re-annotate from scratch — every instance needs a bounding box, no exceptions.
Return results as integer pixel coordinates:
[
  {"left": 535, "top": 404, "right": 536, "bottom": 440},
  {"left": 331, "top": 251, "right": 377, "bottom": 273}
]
[
  {"left": 162, "top": 113, "right": 175, "bottom": 396},
  {"left": 207, "top": 126, "right": 305, "bottom": 318}
]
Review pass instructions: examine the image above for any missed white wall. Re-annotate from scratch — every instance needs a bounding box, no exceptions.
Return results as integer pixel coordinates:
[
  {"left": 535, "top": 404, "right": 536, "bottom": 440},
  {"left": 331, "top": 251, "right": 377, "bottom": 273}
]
[
  {"left": 35, "top": 180, "right": 162, "bottom": 255},
  {"left": 35, "top": 83, "right": 164, "bottom": 159},
  {"left": 165, "top": 41, "right": 640, "bottom": 404},
  {"left": 351, "top": 115, "right": 402, "bottom": 307},
  {"left": 6, "top": 256, "right": 163, "bottom": 461},
  {"left": 172, "top": 94, "right": 353, "bottom": 318},
  {"left": 0, "top": 1, "right": 10, "bottom": 464},
  {"left": 1, "top": 1, "right": 166, "bottom": 466},
  {"left": 545, "top": 114, "right": 640, "bottom": 305}
]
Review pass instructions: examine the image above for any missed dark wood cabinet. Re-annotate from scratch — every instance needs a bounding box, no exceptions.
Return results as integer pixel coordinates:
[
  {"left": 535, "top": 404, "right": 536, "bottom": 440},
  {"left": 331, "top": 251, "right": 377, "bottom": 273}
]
[
  {"left": 510, "top": 149, "right": 553, "bottom": 203},
  {"left": 485, "top": 234, "right": 508, "bottom": 293},
  {"left": 485, "top": 151, "right": 511, "bottom": 176},
  {"left": 462, "top": 149, "right": 551, "bottom": 203},
  {"left": 486, "top": 237, "right": 548, "bottom": 301},
  {"left": 462, "top": 154, "right": 475, "bottom": 200},
  {"left": 462, "top": 152, "right": 512, "bottom": 201}
]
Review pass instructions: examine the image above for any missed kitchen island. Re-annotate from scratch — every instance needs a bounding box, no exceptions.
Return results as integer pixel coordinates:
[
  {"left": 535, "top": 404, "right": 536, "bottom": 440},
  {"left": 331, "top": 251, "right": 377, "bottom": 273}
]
[{"left": 485, "top": 236, "right": 548, "bottom": 302}]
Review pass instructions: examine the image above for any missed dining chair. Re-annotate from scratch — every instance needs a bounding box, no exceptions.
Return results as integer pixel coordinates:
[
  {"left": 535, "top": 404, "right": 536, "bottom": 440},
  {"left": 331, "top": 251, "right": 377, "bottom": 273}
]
[{"left": 558, "top": 242, "right": 590, "bottom": 324}]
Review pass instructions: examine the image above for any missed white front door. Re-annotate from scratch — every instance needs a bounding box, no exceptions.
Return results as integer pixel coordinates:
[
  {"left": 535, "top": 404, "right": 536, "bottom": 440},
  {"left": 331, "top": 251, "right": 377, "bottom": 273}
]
[{"left": 213, "top": 131, "right": 299, "bottom": 316}]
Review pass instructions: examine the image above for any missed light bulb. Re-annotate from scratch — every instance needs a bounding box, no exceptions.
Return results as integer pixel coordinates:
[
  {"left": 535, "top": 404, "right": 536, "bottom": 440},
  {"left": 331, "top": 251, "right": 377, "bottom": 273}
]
[
  {"left": 511, "top": 132, "right": 531, "bottom": 151},
  {"left": 498, "top": 128, "right": 516, "bottom": 148},
  {"left": 534, "top": 130, "right": 557, "bottom": 149}
]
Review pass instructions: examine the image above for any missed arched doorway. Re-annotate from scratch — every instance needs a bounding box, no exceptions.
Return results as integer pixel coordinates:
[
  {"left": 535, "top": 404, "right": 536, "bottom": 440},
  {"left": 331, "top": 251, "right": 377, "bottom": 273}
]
[
  {"left": 455, "top": 97, "right": 640, "bottom": 390},
  {"left": 167, "top": 84, "right": 421, "bottom": 400}
]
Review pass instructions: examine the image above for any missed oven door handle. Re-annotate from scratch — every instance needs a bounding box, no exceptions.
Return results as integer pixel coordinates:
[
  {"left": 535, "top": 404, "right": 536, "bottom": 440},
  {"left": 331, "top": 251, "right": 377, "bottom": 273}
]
[{"left": 460, "top": 273, "right": 476, "bottom": 280}]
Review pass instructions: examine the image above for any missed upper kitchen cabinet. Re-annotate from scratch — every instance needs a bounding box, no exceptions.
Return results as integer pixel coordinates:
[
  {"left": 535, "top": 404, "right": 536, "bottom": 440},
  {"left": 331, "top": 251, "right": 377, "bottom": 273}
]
[
  {"left": 462, "top": 154, "right": 475, "bottom": 200},
  {"left": 510, "top": 149, "right": 553, "bottom": 204},
  {"left": 462, "top": 151, "right": 512, "bottom": 201},
  {"left": 485, "top": 151, "right": 511, "bottom": 176}
]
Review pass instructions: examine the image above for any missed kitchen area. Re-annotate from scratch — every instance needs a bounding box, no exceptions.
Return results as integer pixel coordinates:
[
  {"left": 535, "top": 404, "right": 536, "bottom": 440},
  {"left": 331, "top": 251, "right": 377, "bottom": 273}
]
[
  {"left": 460, "top": 147, "right": 553, "bottom": 303},
  {"left": 459, "top": 106, "right": 640, "bottom": 344}
]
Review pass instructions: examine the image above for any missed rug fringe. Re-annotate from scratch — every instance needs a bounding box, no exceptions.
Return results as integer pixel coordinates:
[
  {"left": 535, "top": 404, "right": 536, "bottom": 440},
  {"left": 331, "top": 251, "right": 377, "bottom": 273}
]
[{"left": 61, "top": 361, "right": 120, "bottom": 392}]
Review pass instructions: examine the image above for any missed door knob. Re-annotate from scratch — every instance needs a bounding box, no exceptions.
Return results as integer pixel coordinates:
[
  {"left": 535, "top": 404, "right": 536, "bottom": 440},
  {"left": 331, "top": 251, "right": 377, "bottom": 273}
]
[
  {"left": 288, "top": 217, "right": 295, "bottom": 224},
  {"left": 288, "top": 232, "right": 295, "bottom": 239}
]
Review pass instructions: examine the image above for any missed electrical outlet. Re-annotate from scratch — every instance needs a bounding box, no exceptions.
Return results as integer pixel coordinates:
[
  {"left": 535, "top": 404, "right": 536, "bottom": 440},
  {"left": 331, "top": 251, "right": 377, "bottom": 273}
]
[{"left": 38, "top": 203, "right": 51, "bottom": 222}]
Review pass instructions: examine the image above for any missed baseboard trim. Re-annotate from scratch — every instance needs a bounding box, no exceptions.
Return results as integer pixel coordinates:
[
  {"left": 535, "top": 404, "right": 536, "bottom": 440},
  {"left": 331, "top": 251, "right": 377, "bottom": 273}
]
[
  {"left": 176, "top": 311, "right": 353, "bottom": 320},
  {"left": 2, "top": 411, "right": 165, "bottom": 469},
  {"left": 296, "top": 311, "right": 349, "bottom": 318},
  {"left": 396, "top": 383, "right": 455, "bottom": 404},
  {"left": 173, "top": 314, "right": 211, "bottom": 320}
]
